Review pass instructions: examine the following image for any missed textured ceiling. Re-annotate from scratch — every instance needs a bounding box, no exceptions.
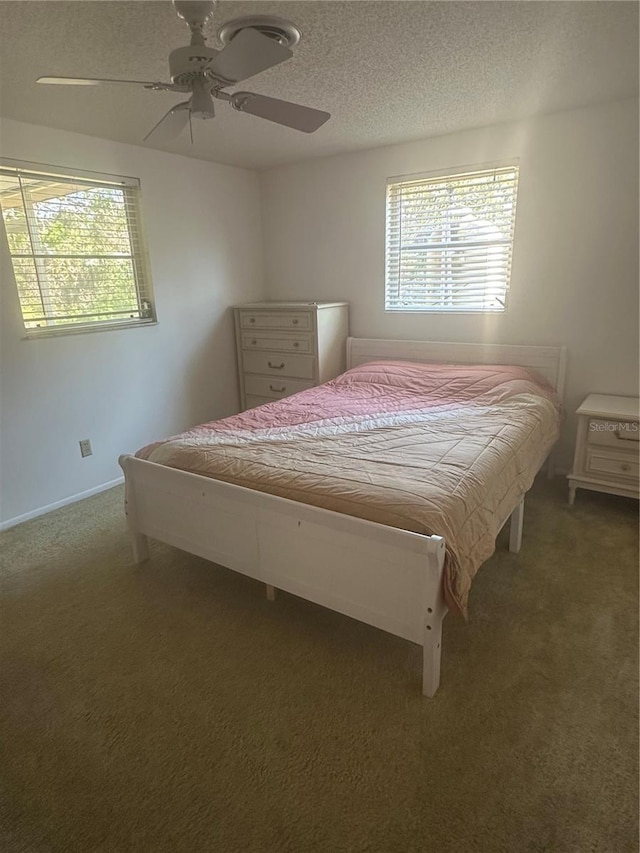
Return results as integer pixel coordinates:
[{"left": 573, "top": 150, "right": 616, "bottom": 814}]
[{"left": 0, "top": 1, "right": 638, "bottom": 170}]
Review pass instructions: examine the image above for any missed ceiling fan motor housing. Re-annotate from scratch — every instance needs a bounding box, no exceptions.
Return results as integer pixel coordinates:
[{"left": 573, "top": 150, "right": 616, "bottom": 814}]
[{"left": 169, "top": 45, "right": 220, "bottom": 85}]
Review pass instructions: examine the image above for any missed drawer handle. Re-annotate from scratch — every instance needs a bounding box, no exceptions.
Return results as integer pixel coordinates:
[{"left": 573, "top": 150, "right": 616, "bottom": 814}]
[
  {"left": 270, "top": 385, "right": 286, "bottom": 393},
  {"left": 293, "top": 342, "right": 300, "bottom": 348},
  {"left": 268, "top": 361, "right": 285, "bottom": 369},
  {"left": 251, "top": 339, "right": 257, "bottom": 345},
  {"left": 292, "top": 319, "right": 299, "bottom": 325},
  {"left": 249, "top": 318, "right": 256, "bottom": 324},
  {"left": 614, "top": 429, "right": 639, "bottom": 442}
]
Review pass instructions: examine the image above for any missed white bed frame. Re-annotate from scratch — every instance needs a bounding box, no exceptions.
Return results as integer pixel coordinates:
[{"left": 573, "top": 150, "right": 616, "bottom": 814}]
[{"left": 119, "top": 338, "right": 566, "bottom": 697}]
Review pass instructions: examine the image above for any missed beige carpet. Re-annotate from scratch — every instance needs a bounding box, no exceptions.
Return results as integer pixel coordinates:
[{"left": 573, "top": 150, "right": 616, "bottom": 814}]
[{"left": 0, "top": 477, "right": 637, "bottom": 853}]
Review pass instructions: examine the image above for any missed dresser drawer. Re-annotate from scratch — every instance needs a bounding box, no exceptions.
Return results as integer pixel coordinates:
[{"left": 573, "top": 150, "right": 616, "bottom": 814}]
[
  {"left": 241, "top": 332, "right": 313, "bottom": 354},
  {"left": 242, "top": 350, "right": 315, "bottom": 380},
  {"left": 585, "top": 448, "right": 639, "bottom": 481},
  {"left": 244, "top": 375, "right": 313, "bottom": 400},
  {"left": 239, "top": 310, "right": 312, "bottom": 331},
  {"left": 235, "top": 301, "right": 349, "bottom": 414},
  {"left": 588, "top": 418, "right": 640, "bottom": 452}
]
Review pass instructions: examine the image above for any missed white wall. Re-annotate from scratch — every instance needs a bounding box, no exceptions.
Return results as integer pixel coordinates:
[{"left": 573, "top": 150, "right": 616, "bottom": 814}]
[
  {"left": 0, "top": 118, "right": 264, "bottom": 525},
  {"left": 1, "top": 99, "right": 637, "bottom": 524},
  {"left": 260, "top": 98, "right": 639, "bottom": 466}
]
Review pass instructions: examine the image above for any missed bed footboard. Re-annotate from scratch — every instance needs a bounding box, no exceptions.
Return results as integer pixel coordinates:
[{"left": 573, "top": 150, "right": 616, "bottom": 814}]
[{"left": 119, "top": 455, "right": 448, "bottom": 697}]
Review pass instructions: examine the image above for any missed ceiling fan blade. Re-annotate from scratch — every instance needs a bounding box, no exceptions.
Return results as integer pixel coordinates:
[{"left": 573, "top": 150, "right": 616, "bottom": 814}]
[
  {"left": 230, "top": 92, "right": 330, "bottom": 133},
  {"left": 37, "top": 76, "right": 164, "bottom": 87},
  {"left": 143, "top": 102, "right": 190, "bottom": 143},
  {"left": 208, "top": 28, "right": 292, "bottom": 84}
]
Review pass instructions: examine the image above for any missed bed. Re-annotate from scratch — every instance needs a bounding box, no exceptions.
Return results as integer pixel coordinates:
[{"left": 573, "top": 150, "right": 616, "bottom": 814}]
[{"left": 119, "top": 338, "right": 566, "bottom": 696}]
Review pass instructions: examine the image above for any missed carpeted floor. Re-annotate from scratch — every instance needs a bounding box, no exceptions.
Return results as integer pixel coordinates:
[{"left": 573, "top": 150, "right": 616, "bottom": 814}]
[{"left": 0, "top": 477, "right": 637, "bottom": 852}]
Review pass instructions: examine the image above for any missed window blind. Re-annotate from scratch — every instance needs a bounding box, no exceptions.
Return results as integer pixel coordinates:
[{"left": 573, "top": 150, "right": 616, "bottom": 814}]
[
  {"left": 385, "top": 165, "right": 519, "bottom": 313},
  {"left": 0, "top": 163, "right": 155, "bottom": 334}
]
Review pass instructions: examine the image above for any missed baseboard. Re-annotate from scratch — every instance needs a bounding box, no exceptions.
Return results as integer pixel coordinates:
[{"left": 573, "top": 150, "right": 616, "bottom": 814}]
[{"left": 0, "top": 477, "right": 124, "bottom": 532}]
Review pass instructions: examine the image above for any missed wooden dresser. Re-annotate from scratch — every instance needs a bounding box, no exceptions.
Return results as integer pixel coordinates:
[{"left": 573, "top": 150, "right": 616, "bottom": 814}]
[
  {"left": 568, "top": 394, "right": 639, "bottom": 504},
  {"left": 234, "top": 301, "right": 349, "bottom": 410}
]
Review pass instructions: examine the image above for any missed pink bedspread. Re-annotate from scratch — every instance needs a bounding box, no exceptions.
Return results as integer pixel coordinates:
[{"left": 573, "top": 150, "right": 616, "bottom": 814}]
[{"left": 137, "top": 361, "right": 561, "bottom": 618}]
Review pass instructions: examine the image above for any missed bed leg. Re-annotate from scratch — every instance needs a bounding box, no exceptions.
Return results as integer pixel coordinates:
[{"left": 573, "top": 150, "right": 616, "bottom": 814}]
[
  {"left": 509, "top": 496, "right": 525, "bottom": 553},
  {"left": 546, "top": 452, "right": 556, "bottom": 480},
  {"left": 266, "top": 584, "right": 277, "bottom": 601},
  {"left": 121, "top": 462, "right": 149, "bottom": 564},
  {"left": 423, "top": 617, "right": 443, "bottom": 698},
  {"left": 131, "top": 532, "right": 150, "bottom": 564}
]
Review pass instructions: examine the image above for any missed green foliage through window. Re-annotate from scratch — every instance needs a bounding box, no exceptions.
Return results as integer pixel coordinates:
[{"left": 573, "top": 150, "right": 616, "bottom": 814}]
[{"left": 0, "top": 164, "right": 155, "bottom": 334}]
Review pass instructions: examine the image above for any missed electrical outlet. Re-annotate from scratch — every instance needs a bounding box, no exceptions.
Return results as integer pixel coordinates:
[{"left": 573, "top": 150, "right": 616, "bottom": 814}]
[{"left": 79, "top": 439, "right": 92, "bottom": 458}]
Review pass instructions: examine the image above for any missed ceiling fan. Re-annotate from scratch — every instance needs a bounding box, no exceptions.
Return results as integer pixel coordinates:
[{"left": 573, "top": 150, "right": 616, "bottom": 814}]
[{"left": 36, "top": 0, "right": 330, "bottom": 144}]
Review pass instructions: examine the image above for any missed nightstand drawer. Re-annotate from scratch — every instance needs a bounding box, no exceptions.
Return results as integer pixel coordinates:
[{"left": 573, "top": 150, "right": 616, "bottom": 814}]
[
  {"left": 239, "top": 311, "right": 312, "bottom": 331},
  {"left": 587, "top": 419, "right": 640, "bottom": 452},
  {"left": 241, "top": 333, "right": 313, "bottom": 354},
  {"left": 568, "top": 394, "right": 640, "bottom": 504},
  {"left": 244, "top": 375, "right": 314, "bottom": 400},
  {"left": 585, "top": 448, "right": 639, "bottom": 480},
  {"left": 242, "top": 351, "right": 315, "bottom": 380}
]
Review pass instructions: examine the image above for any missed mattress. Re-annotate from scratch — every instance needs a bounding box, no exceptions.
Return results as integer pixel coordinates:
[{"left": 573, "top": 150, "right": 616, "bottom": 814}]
[{"left": 137, "top": 360, "right": 562, "bottom": 617}]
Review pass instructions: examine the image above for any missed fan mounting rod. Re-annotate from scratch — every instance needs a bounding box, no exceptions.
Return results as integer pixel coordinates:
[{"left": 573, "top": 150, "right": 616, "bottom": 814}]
[{"left": 173, "top": 1, "right": 217, "bottom": 45}]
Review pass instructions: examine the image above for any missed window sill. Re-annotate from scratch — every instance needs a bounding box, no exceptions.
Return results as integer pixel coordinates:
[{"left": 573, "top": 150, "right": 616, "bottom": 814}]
[
  {"left": 22, "top": 319, "right": 158, "bottom": 340},
  {"left": 384, "top": 308, "right": 507, "bottom": 315}
]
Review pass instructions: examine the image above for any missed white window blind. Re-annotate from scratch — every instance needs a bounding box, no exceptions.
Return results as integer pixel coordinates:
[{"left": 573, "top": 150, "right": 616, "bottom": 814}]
[
  {"left": 385, "top": 164, "right": 519, "bottom": 313},
  {"left": 0, "top": 161, "right": 155, "bottom": 335}
]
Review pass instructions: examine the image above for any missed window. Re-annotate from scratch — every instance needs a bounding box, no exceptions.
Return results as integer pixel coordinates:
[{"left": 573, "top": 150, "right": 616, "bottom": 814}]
[
  {"left": 0, "top": 160, "right": 155, "bottom": 335},
  {"left": 385, "top": 164, "right": 519, "bottom": 313}
]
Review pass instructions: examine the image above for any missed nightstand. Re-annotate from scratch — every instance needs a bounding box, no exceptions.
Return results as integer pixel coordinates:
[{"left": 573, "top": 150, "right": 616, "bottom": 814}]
[{"left": 568, "top": 394, "right": 639, "bottom": 505}]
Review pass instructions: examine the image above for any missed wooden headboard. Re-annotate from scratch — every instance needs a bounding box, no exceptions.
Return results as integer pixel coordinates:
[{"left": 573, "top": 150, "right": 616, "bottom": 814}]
[{"left": 346, "top": 338, "right": 567, "bottom": 397}]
